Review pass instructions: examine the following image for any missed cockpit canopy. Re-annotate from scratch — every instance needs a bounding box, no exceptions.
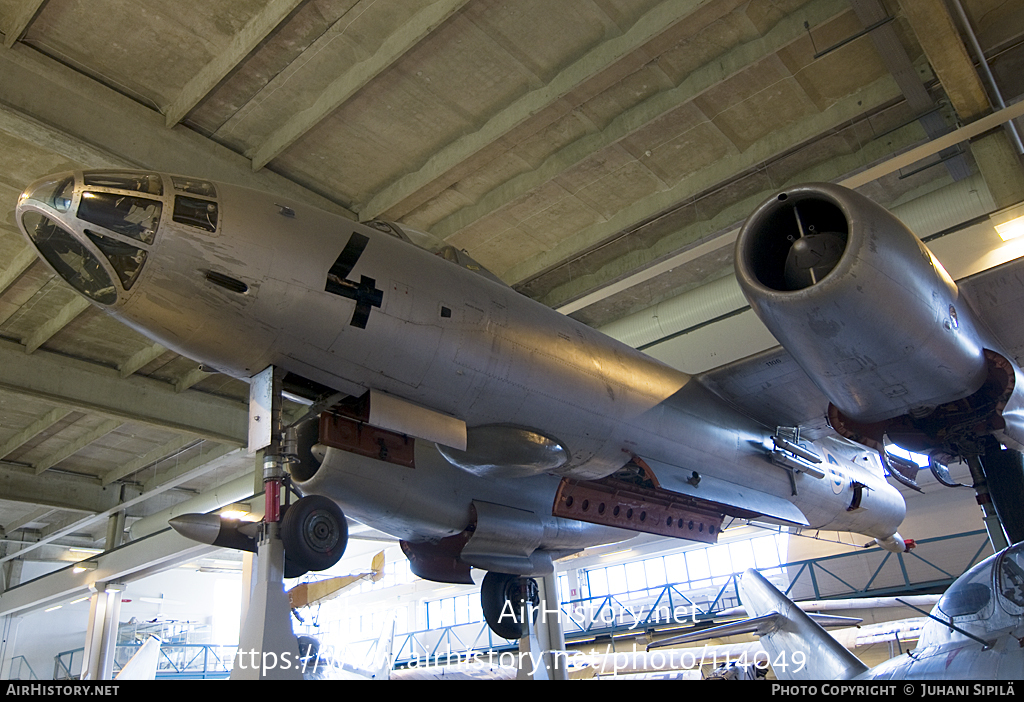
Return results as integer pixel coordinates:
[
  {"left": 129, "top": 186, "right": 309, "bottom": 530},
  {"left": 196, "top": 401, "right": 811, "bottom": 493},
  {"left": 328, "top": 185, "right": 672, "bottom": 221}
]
[
  {"left": 18, "top": 170, "right": 220, "bottom": 305},
  {"left": 365, "top": 220, "right": 506, "bottom": 286},
  {"left": 919, "top": 541, "right": 1024, "bottom": 648}
]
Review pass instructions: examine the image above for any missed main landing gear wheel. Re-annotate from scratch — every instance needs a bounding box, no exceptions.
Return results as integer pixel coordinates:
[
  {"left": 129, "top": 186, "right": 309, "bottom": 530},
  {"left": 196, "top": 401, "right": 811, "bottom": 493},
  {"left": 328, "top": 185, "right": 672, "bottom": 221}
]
[
  {"left": 982, "top": 443, "right": 1024, "bottom": 545},
  {"left": 281, "top": 495, "right": 347, "bottom": 577},
  {"left": 481, "top": 571, "right": 539, "bottom": 640}
]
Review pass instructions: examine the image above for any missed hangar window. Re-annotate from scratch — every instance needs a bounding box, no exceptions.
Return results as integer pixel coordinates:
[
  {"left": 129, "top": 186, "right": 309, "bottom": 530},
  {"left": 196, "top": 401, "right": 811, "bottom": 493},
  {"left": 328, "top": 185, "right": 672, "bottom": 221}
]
[
  {"left": 83, "top": 171, "right": 163, "bottom": 195},
  {"left": 581, "top": 533, "right": 788, "bottom": 600},
  {"left": 173, "top": 195, "right": 218, "bottom": 232},
  {"left": 78, "top": 192, "right": 161, "bottom": 244}
]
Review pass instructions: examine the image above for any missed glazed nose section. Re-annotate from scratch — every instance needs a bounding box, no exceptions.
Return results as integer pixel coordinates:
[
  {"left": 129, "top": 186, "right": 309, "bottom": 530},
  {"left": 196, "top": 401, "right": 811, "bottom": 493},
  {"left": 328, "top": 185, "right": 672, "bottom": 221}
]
[
  {"left": 18, "top": 173, "right": 120, "bottom": 306},
  {"left": 20, "top": 172, "right": 76, "bottom": 212},
  {"left": 17, "top": 171, "right": 163, "bottom": 307}
]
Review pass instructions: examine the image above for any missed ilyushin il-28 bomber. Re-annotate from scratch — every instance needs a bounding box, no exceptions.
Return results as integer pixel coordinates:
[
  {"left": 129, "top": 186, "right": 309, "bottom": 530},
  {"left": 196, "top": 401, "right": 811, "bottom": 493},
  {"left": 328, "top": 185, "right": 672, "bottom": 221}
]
[{"left": 15, "top": 171, "right": 1024, "bottom": 638}]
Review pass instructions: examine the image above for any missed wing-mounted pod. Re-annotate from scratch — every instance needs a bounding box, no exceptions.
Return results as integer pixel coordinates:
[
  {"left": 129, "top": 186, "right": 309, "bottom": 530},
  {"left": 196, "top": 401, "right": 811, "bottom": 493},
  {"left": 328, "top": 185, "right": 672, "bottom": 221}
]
[{"left": 735, "top": 184, "right": 1024, "bottom": 456}]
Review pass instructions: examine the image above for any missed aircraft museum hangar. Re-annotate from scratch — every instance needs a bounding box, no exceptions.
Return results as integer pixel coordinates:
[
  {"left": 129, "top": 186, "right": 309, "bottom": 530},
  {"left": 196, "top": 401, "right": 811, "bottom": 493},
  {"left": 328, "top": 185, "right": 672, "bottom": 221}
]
[{"left": 2, "top": 0, "right": 1024, "bottom": 682}]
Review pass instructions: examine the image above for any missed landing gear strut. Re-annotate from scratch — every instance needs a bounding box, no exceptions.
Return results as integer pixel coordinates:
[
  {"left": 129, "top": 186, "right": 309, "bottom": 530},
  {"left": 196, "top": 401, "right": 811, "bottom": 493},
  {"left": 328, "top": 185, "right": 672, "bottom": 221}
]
[
  {"left": 978, "top": 440, "right": 1024, "bottom": 546},
  {"left": 481, "top": 572, "right": 539, "bottom": 640}
]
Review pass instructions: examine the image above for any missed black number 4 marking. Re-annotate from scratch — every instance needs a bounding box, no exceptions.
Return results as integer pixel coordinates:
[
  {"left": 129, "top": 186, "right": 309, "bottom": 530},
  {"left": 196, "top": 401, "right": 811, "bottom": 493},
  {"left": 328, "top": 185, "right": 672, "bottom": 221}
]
[{"left": 325, "top": 232, "right": 384, "bottom": 329}]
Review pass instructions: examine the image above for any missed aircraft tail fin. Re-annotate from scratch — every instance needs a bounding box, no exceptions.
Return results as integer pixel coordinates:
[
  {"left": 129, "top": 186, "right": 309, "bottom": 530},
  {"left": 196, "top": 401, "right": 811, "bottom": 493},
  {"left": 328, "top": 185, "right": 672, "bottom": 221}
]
[
  {"left": 341, "top": 610, "right": 395, "bottom": 680},
  {"left": 370, "top": 550, "right": 386, "bottom": 582},
  {"left": 115, "top": 635, "right": 162, "bottom": 680},
  {"left": 739, "top": 569, "right": 869, "bottom": 681}
]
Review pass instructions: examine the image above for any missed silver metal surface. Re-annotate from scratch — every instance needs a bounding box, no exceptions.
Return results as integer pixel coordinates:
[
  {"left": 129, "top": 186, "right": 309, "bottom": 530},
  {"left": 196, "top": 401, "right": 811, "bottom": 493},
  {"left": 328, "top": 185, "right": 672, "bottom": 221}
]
[{"left": 15, "top": 171, "right": 915, "bottom": 579}]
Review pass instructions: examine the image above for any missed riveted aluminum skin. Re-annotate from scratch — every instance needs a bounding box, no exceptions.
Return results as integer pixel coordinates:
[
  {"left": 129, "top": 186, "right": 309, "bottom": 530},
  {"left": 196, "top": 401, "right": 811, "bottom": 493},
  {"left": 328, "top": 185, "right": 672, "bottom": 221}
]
[{"left": 736, "top": 183, "right": 989, "bottom": 424}]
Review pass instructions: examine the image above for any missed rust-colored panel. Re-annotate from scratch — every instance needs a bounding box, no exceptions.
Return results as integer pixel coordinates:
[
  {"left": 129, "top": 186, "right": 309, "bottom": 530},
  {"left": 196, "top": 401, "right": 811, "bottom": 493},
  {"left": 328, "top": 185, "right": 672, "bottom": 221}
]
[
  {"left": 552, "top": 477, "right": 725, "bottom": 544},
  {"left": 319, "top": 411, "right": 415, "bottom": 468},
  {"left": 401, "top": 532, "right": 473, "bottom": 584}
]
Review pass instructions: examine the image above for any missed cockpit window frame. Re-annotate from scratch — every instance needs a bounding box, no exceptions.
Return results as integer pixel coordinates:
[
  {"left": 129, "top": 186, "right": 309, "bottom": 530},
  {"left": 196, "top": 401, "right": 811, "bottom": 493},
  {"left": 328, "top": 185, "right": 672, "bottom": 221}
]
[
  {"left": 84, "top": 229, "right": 149, "bottom": 291},
  {"left": 996, "top": 543, "right": 1024, "bottom": 615},
  {"left": 21, "top": 211, "right": 119, "bottom": 306},
  {"left": 78, "top": 191, "right": 162, "bottom": 245},
  {"left": 171, "top": 176, "right": 217, "bottom": 199},
  {"left": 172, "top": 194, "right": 219, "bottom": 233},
  {"left": 936, "top": 554, "right": 996, "bottom": 623},
  {"left": 83, "top": 170, "right": 164, "bottom": 196}
]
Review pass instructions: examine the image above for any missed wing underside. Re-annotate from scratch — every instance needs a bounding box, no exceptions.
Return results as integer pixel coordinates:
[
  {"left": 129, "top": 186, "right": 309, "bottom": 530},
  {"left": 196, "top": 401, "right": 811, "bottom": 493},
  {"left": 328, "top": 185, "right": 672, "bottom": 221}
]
[{"left": 696, "top": 255, "right": 1024, "bottom": 440}]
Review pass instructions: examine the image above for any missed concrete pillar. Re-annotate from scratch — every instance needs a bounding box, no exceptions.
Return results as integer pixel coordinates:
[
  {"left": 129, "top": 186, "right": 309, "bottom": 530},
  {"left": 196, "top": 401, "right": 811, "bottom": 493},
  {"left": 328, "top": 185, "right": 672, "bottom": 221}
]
[
  {"left": 0, "top": 615, "right": 21, "bottom": 679},
  {"left": 81, "top": 584, "right": 124, "bottom": 680},
  {"left": 105, "top": 511, "right": 126, "bottom": 550},
  {"left": 516, "top": 573, "right": 568, "bottom": 680}
]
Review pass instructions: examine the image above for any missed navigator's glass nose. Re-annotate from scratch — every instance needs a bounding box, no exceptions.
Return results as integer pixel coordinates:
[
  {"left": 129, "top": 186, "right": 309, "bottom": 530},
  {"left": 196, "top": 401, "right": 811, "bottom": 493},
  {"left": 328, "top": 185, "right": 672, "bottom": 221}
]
[
  {"left": 21, "top": 172, "right": 75, "bottom": 212},
  {"left": 20, "top": 211, "right": 118, "bottom": 305}
]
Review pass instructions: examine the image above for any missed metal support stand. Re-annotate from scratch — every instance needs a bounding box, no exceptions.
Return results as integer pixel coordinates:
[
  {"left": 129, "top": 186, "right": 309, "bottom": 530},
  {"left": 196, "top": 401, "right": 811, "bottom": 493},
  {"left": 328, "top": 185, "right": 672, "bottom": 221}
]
[
  {"left": 231, "top": 365, "right": 302, "bottom": 680},
  {"left": 966, "top": 454, "right": 1010, "bottom": 553},
  {"left": 516, "top": 573, "right": 568, "bottom": 680}
]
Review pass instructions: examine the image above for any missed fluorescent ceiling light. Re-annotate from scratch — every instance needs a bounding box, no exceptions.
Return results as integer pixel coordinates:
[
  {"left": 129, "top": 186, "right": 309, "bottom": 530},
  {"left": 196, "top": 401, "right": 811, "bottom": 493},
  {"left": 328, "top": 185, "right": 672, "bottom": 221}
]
[
  {"left": 995, "top": 214, "right": 1024, "bottom": 241},
  {"left": 72, "top": 561, "right": 98, "bottom": 573}
]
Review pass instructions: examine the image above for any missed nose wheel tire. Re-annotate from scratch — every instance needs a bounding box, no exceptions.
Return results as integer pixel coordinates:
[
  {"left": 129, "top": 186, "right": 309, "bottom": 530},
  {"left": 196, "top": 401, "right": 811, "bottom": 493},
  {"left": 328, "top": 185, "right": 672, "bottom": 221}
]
[
  {"left": 280, "top": 495, "right": 347, "bottom": 575},
  {"left": 481, "top": 571, "right": 539, "bottom": 640}
]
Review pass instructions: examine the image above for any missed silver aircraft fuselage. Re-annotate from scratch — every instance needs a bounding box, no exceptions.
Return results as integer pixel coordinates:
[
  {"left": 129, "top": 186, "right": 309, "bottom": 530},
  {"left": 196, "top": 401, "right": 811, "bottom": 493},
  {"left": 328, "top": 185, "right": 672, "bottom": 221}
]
[{"left": 15, "top": 171, "right": 906, "bottom": 559}]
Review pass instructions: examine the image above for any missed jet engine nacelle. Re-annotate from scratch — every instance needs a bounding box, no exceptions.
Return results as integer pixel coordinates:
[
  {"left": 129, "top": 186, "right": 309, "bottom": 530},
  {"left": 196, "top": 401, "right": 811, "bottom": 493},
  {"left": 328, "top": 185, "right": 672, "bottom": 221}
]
[{"left": 735, "top": 183, "right": 989, "bottom": 425}]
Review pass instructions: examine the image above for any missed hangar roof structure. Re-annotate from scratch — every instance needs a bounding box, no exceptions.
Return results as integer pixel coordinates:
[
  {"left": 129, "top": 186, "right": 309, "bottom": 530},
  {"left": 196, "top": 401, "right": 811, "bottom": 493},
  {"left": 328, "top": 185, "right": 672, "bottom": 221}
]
[{"left": 1, "top": 0, "right": 1023, "bottom": 607}]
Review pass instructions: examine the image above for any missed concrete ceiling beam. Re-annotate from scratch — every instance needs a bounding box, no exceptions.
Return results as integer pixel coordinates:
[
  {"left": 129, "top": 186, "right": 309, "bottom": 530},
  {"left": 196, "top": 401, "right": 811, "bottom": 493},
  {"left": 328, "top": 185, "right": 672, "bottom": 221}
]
[
  {"left": 117, "top": 342, "right": 167, "bottom": 379},
  {"left": 0, "top": 443, "right": 238, "bottom": 566},
  {"left": 0, "top": 407, "right": 73, "bottom": 461},
  {"left": 360, "top": 0, "right": 744, "bottom": 222},
  {"left": 0, "top": 47, "right": 355, "bottom": 217},
  {"left": 426, "top": 0, "right": 849, "bottom": 242},
  {"left": 507, "top": 74, "right": 903, "bottom": 290},
  {"left": 31, "top": 418, "right": 122, "bottom": 476},
  {"left": 898, "top": 0, "right": 1024, "bottom": 207},
  {"left": 139, "top": 443, "right": 237, "bottom": 494},
  {"left": 100, "top": 436, "right": 197, "bottom": 487},
  {"left": 1, "top": 0, "right": 45, "bottom": 49},
  {"left": 0, "top": 527, "right": 218, "bottom": 616},
  {"left": 22, "top": 295, "right": 90, "bottom": 354},
  {"left": 250, "top": 0, "right": 471, "bottom": 172},
  {"left": 0, "top": 464, "right": 139, "bottom": 516},
  {"left": 0, "top": 338, "right": 247, "bottom": 446},
  {"left": 164, "top": 0, "right": 305, "bottom": 127},
  {"left": 1, "top": 507, "right": 57, "bottom": 536},
  {"left": 173, "top": 365, "right": 212, "bottom": 393},
  {"left": 0, "top": 246, "right": 41, "bottom": 297}
]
